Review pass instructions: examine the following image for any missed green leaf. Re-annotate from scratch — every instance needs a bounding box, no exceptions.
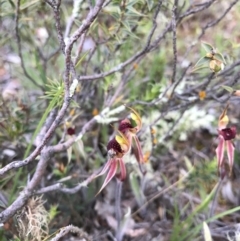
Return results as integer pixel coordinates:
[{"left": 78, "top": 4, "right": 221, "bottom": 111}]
[
  {"left": 75, "top": 139, "right": 86, "bottom": 159},
  {"left": 75, "top": 50, "right": 90, "bottom": 68},
  {"left": 221, "top": 85, "right": 234, "bottom": 93},
  {"left": 191, "top": 65, "right": 209, "bottom": 73},
  {"left": 129, "top": 173, "right": 145, "bottom": 207},
  {"left": 126, "top": 6, "right": 146, "bottom": 17},
  {"left": 185, "top": 206, "right": 240, "bottom": 241},
  {"left": 203, "top": 222, "right": 213, "bottom": 241},
  {"left": 146, "top": 0, "right": 154, "bottom": 10},
  {"left": 67, "top": 146, "right": 73, "bottom": 164},
  {"left": 48, "top": 204, "right": 60, "bottom": 221},
  {"left": 202, "top": 42, "right": 214, "bottom": 53},
  {"left": 121, "top": 20, "right": 131, "bottom": 32},
  {"left": 214, "top": 52, "right": 226, "bottom": 65},
  {"left": 121, "top": 21, "right": 139, "bottom": 39},
  {"left": 24, "top": 81, "right": 64, "bottom": 158},
  {"left": 195, "top": 56, "right": 209, "bottom": 67},
  {"left": 126, "top": 0, "right": 144, "bottom": 7},
  {"left": 24, "top": 97, "right": 58, "bottom": 158}
]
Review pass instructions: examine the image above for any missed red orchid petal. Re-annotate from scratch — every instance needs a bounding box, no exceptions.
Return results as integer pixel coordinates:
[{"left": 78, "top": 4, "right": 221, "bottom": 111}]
[
  {"left": 133, "top": 136, "right": 144, "bottom": 164},
  {"left": 94, "top": 159, "right": 112, "bottom": 179},
  {"left": 118, "top": 119, "right": 133, "bottom": 133},
  {"left": 215, "top": 135, "right": 225, "bottom": 172},
  {"left": 226, "top": 140, "right": 235, "bottom": 174},
  {"left": 126, "top": 132, "right": 133, "bottom": 146},
  {"left": 96, "top": 159, "right": 118, "bottom": 195},
  {"left": 119, "top": 158, "right": 126, "bottom": 181}
]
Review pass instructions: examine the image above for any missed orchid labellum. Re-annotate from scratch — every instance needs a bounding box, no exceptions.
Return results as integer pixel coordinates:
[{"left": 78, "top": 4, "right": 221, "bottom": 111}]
[
  {"left": 216, "top": 106, "right": 236, "bottom": 175},
  {"left": 95, "top": 131, "right": 130, "bottom": 195},
  {"left": 95, "top": 107, "right": 145, "bottom": 195},
  {"left": 118, "top": 107, "right": 144, "bottom": 164}
]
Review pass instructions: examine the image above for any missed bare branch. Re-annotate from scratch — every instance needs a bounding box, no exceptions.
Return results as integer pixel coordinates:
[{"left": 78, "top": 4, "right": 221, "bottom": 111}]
[
  {"left": 35, "top": 109, "right": 58, "bottom": 146},
  {"left": 0, "top": 151, "right": 51, "bottom": 223},
  {"left": 36, "top": 167, "right": 102, "bottom": 195},
  {"left": 50, "top": 225, "right": 92, "bottom": 241},
  {"left": 198, "top": 0, "right": 239, "bottom": 39},
  {"left": 171, "top": 3, "right": 177, "bottom": 83},
  {"left": 178, "top": 0, "right": 216, "bottom": 20},
  {"left": 78, "top": 23, "right": 172, "bottom": 81}
]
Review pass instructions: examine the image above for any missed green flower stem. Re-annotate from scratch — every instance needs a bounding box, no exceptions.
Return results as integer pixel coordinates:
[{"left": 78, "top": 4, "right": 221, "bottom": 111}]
[{"left": 115, "top": 179, "right": 123, "bottom": 241}]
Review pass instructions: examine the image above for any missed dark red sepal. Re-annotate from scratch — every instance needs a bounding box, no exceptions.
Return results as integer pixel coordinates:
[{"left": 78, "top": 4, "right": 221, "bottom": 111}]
[
  {"left": 107, "top": 138, "right": 122, "bottom": 153},
  {"left": 67, "top": 127, "right": 75, "bottom": 135},
  {"left": 219, "top": 127, "right": 236, "bottom": 141}
]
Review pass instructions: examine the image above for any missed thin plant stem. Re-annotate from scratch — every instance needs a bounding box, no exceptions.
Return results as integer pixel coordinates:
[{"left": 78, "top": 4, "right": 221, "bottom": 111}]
[
  {"left": 209, "top": 178, "right": 223, "bottom": 220},
  {"left": 115, "top": 179, "right": 123, "bottom": 241}
]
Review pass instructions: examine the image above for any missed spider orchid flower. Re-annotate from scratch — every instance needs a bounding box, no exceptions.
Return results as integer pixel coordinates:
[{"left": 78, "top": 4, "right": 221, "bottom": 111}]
[
  {"left": 216, "top": 107, "right": 236, "bottom": 175},
  {"left": 118, "top": 107, "right": 144, "bottom": 164},
  {"left": 96, "top": 131, "right": 130, "bottom": 195}
]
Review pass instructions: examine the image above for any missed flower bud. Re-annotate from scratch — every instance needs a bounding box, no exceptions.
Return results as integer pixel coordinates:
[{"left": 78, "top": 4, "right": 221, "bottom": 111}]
[{"left": 209, "top": 60, "right": 222, "bottom": 72}]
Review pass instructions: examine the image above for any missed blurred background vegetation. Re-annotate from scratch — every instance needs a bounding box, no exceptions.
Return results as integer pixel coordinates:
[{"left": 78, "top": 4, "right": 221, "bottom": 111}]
[{"left": 1, "top": 0, "right": 240, "bottom": 240}]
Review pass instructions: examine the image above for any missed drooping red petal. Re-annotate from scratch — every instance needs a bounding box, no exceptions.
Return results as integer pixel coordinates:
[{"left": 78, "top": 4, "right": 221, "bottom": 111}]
[
  {"left": 133, "top": 136, "right": 144, "bottom": 164},
  {"left": 96, "top": 159, "right": 118, "bottom": 195},
  {"left": 226, "top": 140, "right": 235, "bottom": 174},
  {"left": 94, "top": 159, "right": 112, "bottom": 179},
  {"left": 216, "top": 135, "right": 225, "bottom": 172},
  {"left": 118, "top": 158, "right": 126, "bottom": 181}
]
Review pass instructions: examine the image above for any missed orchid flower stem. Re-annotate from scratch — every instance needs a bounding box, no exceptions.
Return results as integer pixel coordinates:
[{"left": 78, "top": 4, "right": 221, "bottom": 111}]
[
  {"left": 209, "top": 178, "right": 223, "bottom": 221},
  {"left": 115, "top": 179, "right": 123, "bottom": 241}
]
